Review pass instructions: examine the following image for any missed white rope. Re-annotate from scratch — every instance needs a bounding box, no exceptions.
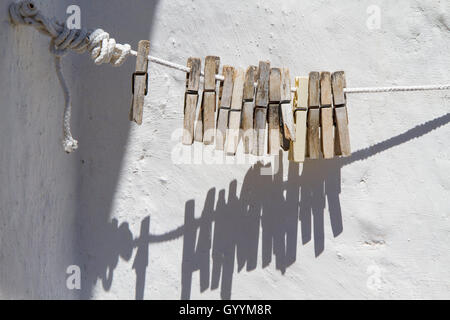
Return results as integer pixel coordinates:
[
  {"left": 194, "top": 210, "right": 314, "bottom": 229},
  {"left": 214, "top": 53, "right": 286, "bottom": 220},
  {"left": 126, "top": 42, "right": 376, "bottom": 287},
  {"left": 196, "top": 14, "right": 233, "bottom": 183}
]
[
  {"left": 344, "top": 84, "right": 450, "bottom": 94},
  {"left": 54, "top": 56, "right": 78, "bottom": 153},
  {"left": 9, "top": 1, "right": 450, "bottom": 154},
  {"left": 9, "top": 0, "right": 133, "bottom": 153},
  {"left": 129, "top": 48, "right": 450, "bottom": 94},
  {"left": 130, "top": 50, "right": 226, "bottom": 80}
]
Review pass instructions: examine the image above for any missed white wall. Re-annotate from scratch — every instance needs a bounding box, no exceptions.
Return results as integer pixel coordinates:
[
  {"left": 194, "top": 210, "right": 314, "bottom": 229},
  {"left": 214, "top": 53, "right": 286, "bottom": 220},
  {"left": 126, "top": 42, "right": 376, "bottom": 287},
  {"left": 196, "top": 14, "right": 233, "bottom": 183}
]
[
  {"left": 0, "top": 0, "right": 78, "bottom": 299},
  {"left": 1, "top": 0, "right": 449, "bottom": 300}
]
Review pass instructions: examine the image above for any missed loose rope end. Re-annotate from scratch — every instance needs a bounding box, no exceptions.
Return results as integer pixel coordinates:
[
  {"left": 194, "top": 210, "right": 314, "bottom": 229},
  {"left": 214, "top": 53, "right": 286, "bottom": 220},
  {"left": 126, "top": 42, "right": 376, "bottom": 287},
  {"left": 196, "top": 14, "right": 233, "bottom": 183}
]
[{"left": 63, "top": 137, "right": 78, "bottom": 154}]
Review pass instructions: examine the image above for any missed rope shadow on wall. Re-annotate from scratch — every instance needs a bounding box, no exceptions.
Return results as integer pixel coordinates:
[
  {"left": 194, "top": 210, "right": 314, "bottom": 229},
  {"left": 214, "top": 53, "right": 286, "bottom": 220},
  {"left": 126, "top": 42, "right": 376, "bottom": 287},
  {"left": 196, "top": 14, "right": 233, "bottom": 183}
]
[
  {"left": 179, "top": 112, "right": 450, "bottom": 299},
  {"left": 67, "top": 0, "right": 160, "bottom": 300},
  {"left": 79, "top": 112, "right": 449, "bottom": 300}
]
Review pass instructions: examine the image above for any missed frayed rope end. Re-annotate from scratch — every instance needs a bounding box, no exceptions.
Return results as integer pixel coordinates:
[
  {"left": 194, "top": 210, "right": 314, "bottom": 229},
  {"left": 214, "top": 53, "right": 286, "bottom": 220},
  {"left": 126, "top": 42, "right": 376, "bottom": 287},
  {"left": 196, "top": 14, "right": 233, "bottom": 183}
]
[{"left": 63, "top": 137, "right": 78, "bottom": 154}]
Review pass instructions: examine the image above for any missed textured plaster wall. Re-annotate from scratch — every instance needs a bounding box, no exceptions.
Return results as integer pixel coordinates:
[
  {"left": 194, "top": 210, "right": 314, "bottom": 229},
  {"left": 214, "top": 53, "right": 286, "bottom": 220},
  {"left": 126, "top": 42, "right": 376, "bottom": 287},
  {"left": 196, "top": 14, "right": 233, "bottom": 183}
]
[
  {"left": 0, "top": 0, "right": 78, "bottom": 299},
  {"left": 1, "top": 0, "right": 449, "bottom": 299}
]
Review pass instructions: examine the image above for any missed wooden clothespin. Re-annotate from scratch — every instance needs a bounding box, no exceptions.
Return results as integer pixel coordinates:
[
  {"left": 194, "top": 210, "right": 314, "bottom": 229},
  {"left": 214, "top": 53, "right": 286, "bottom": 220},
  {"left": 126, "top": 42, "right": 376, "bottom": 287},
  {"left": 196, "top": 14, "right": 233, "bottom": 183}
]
[
  {"left": 280, "top": 68, "right": 295, "bottom": 151},
  {"left": 252, "top": 61, "right": 270, "bottom": 156},
  {"left": 331, "top": 71, "right": 351, "bottom": 156},
  {"left": 182, "top": 57, "right": 201, "bottom": 145},
  {"left": 241, "top": 66, "right": 258, "bottom": 154},
  {"left": 194, "top": 56, "right": 220, "bottom": 144},
  {"left": 289, "top": 76, "right": 308, "bottom": 162},
  {"left": 226, "top": 68, "right": 245, "bottom": 155},
  {"left": 130, "top": 40, "right": 150, "bottom": 125},
  {"left": 307, "top": 72, "right": 321, "bottom": 159},
  {"left": 216, "top": 66, "right": 234, "bottom": 150},
  {"left": 320, "top": 72, "right": 334, "bottom": 159},
  {"left": 268, "top": 68, "right": 281, "bottom": 156}
]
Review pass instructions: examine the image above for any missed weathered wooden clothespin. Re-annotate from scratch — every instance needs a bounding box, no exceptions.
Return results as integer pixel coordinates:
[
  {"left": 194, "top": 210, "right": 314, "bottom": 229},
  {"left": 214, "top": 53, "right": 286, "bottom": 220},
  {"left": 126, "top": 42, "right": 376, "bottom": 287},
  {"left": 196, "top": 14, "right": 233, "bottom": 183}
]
[
  {"left": 216, "top": 66, "right": 234, "bottom": 150},
  {"left": 289, "top": 76, "right": 308, "bottom": 162},
  {"left": 182, "top": 57, "right": 201, "bottom": 145},
  {"left": 130, "top": 40, "right": 150, "bottom": 125},
  {"left": 226, "top": 68, "right": 245, "bottom": 155},
  {"left": 331, "top": 71, "right": 351, "bottom": 156},
  {"left": 307, "top": 72, "right": 321, "bottom": 159},
  {"left": 268, "top": 68, "right": 281, "bottom": 156},
  {"left": 241, "top": 66, "right": 258, "bottom": 154},
  {"left": 194, "top": 56, "right": 220, "bottom": 144},
  {"left": 252, "top": 61, "right": 270, "bottom": 156},
  {"left": 320, "top": 72, "right": 335, "bottom": 158},
  {"left": 280, "top": 68, "right": 295, "bottom": 151}
]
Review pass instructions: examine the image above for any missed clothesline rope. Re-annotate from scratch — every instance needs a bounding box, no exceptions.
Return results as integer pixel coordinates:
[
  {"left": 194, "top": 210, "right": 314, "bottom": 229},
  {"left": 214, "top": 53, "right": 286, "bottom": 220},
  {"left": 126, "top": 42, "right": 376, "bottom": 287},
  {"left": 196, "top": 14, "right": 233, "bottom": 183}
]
[
  {"left": 8, "top": 0, "right": 450, "bottom": 154},
  {"left": 129, "top": 50, "right": 450, "bottom": 94},
  {"left": 344, "top": 84, "right": 450, "bottom": 94}
]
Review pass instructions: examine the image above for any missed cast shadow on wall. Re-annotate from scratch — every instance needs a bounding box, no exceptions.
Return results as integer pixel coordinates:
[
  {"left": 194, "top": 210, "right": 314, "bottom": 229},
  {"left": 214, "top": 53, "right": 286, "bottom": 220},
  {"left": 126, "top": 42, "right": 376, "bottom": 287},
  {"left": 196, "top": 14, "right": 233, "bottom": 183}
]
[
  {"left": 181, "top": 160, "right": 338, "bottom": 300},
  {"left": 75, "top": 0, "right": 159, "bottom": 299},
  {"left": 78, "top": 112, "right": 449, "bottom": 300},
  {"left": 179, "top": 112, "right": 450, "bottom": 299}
]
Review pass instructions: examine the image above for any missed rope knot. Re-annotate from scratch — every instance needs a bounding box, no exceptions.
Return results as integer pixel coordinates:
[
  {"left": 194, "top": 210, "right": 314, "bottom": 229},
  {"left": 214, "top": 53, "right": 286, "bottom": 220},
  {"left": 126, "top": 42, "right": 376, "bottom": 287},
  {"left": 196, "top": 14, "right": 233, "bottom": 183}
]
[
  {"left": 9, "top": 2, "right": 131, "bottom": 67},
  {"left": 88, "top": 29, "right": 131, "bottom": 67},
  {"left": 9, "top": 1, "right": 38, "bottom": 25},
  {"left": 9, "top": 1, "right": 132, "bottom": 153}
]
